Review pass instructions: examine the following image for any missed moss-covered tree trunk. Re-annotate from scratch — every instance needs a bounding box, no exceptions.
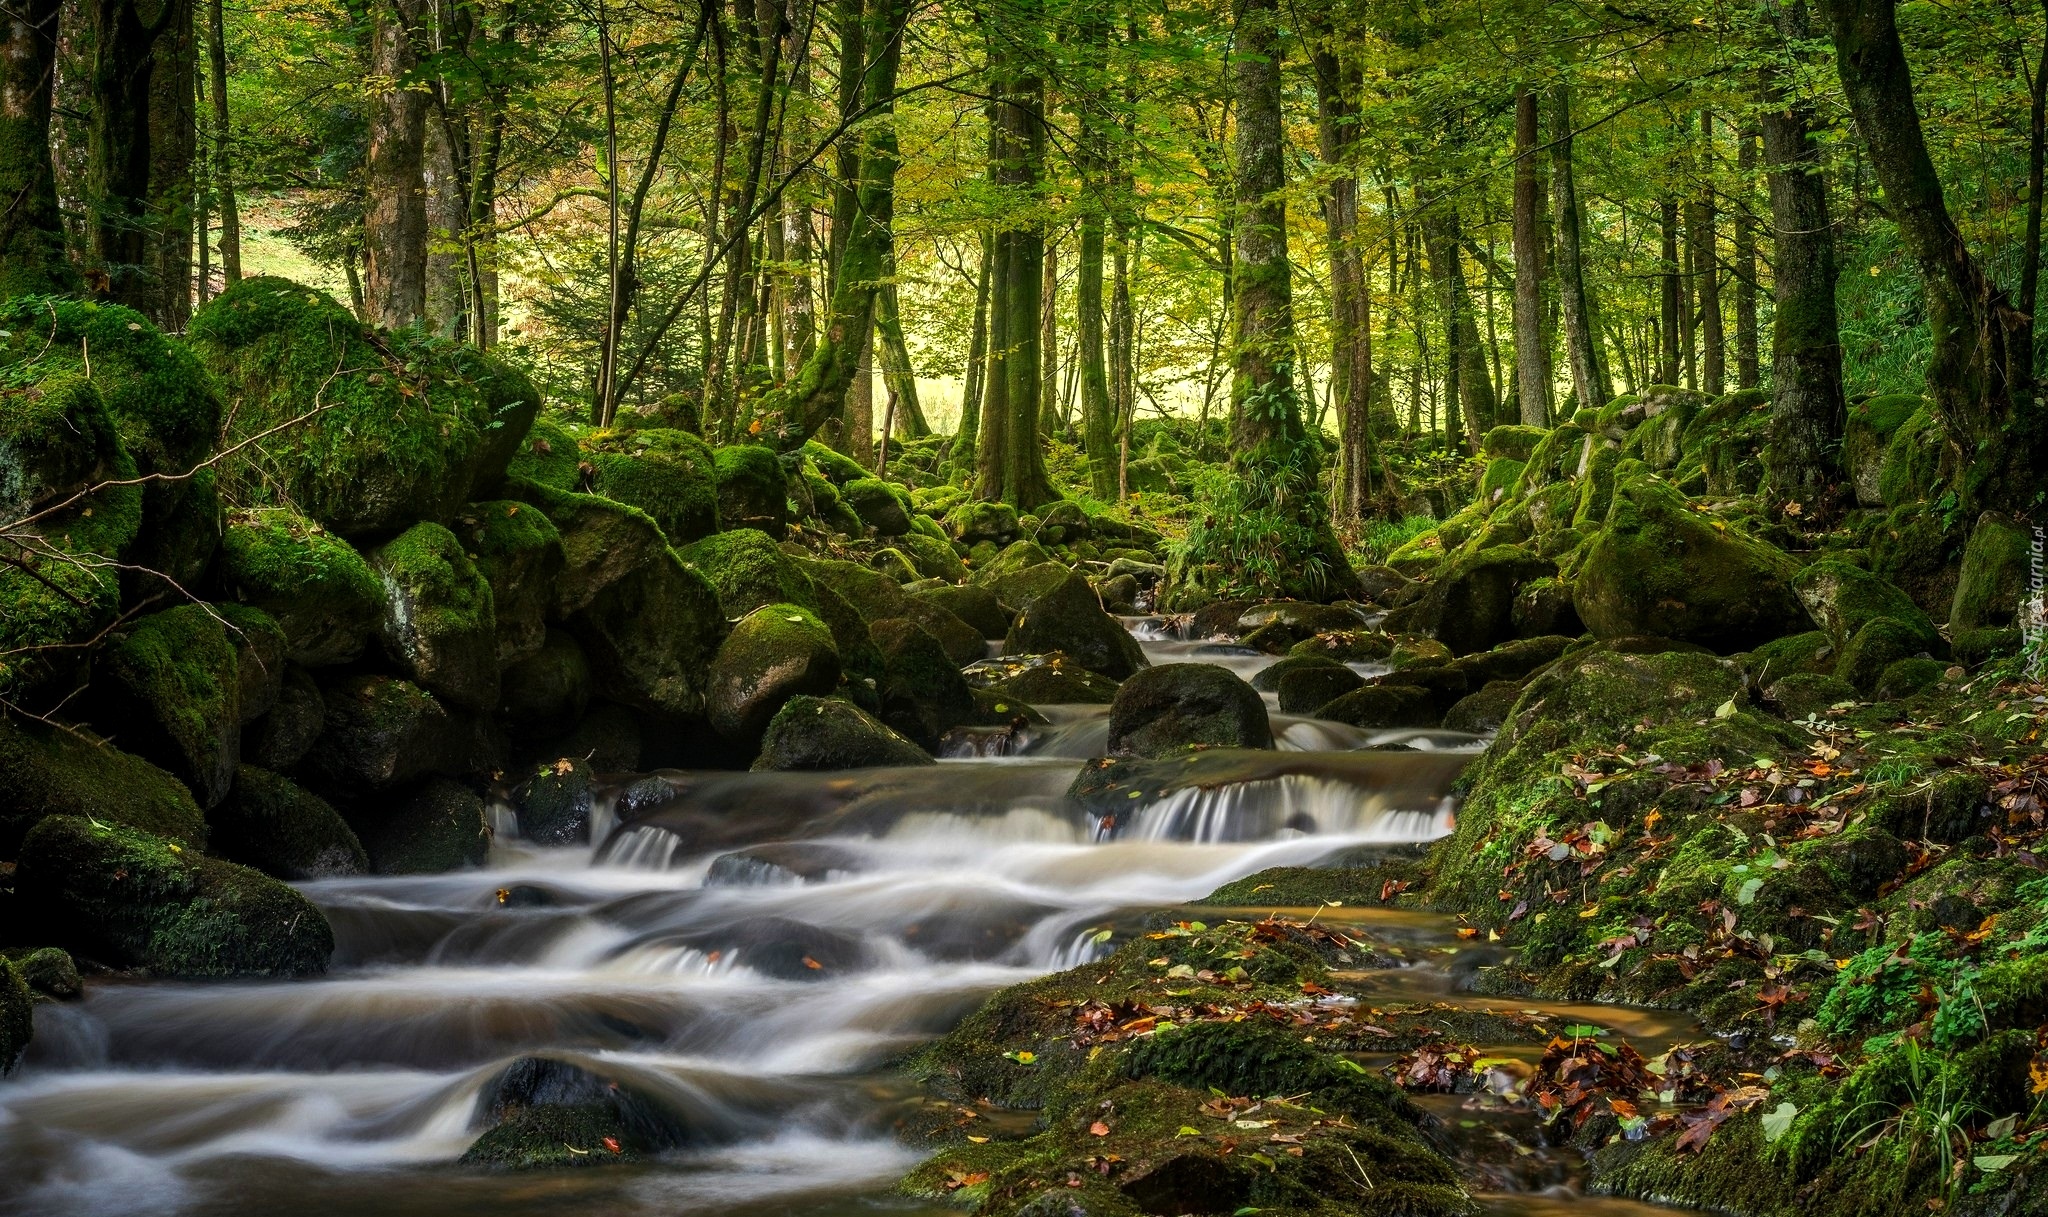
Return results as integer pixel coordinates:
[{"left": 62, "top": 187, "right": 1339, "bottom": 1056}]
[
  {"left": 875, "top": 280, "right": 926, "bottom": 438},
  {"left": 950, "top": 225, "right": 991, "bottom": 476},
  {"left": 1761, "top": 9, "right": 1847, "bottom": 510},
  {"left": 1550, "top": 83, "right": 1610, "bottom": 411},
  {"left": 1694, "top": 112, "right": 1725, "bottom": 396},
  {"left": 87, "top": 0, "right": 194, "bottom": 329},
  {"left": 1314, "top": 44, "right": 1386, "bottom": 525},
  {"left": 1734, "top": 124, "right": 1760, "bottom": 389},
  {"left": 0, "top": 0, "right": 76, "bottom": 296},
  {"left": 1818, "top": 0, "right": 2043, "bottom": 514},
  {"left": 364, "top": 0, "right": 428, "bottom": 329},
  {"left": 1512, "top": 86, "right": 1550, "bottom": 427},
  {"left": 1424, "top": 206, "right": 1493, "bottom": 452},
  {"left": 1657, "top": 197, "right": 1681, "bottom": 386}
]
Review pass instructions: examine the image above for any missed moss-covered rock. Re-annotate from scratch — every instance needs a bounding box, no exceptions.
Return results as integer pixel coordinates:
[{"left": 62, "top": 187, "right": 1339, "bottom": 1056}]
[
  {"left": 503, "top": 416, "right": 582, "bottom": 490},
  {"left": 712, "top": 444, "right": 788, "bottom": 536},
  {"left": 1761, "top": 671, "right": 1858, "bottom": 720},
  {"left": 352, "top": 777, "right": 490, "bottom": 874},
  {"left": 450, "top": 499, "right": 564, "bottom": 668},
  {"left": 578, "top": 427, "right": 720, "bottom": 544},
  {"left": 1388, "top": 545, "right": 1557, "bottom": 656},
  {"left": 568, "top": 549, "right": 726, "bottom": 720},
  {"left": 802, "top": 555, "right": 912, "bottom": 622},
  {"left": 1676, "top": 387, "right": 1770, "bottom": 495},
  {"left": 972, "top": 538, "right": 1057, "bottom": 590},
  {"left": 943, "top": 499, "right": 1020, "bottom": 546},
  {"left": 915, "top": 584, "right": 1008, "bottom": 638},
  {"left": 216, "top": 508, "right": 385, "bottom": 667},
  {"left": 215, "top": 603, "right": 287, "bottom": 725},
  {"left": 677, "top": 528, "right": 814, "bottom": 620},
  {"left": 841, "top": 477, "right": 911, "bottom": 535},
  {"left": 209, "top": 764, "right": 367, "bottom": 879},
  {"left": 1843, "top": 393, "right": 1923, "bottom": 507},
  {"left": 0, "top": 714, "right": 207, "bottom": 854},
  {"left": 1442, "top": 678, "right": 1523, "bottom": 733},
  {"left": 1876, "top": 404, "right": 1946, "bottom": 508},
  {"left": 1868, "top": 504, "right": 1964, "bottom": 621},
  {"left": 1950, "top": 511, "right": 2031, "bottom": 630},
  {"left": 898, "top": 597, "right": 985, "bottom": 666},
  {"left": 498, "top": 630, "right": 592, "bottom": 741},
  {"left": 510, "top": 757, "right": 595, "bottom": 845},
  {"left": 870, "top": 618, "right": 974, "bottom": 747},
  {"left": 16, "top": 946, "right": 81, "bottom": 999},
  {"left": 299, "top": 673, "right": 504, "bottom": 796},
  {"left": 0, "top": 958, "right": 30, "bottom": 1073},
  {"left": 89, "top": 604, "right": 240, "bottom": 808},
  {"left": 981, "top": 652, "right": 1122, "bottom": 704},
  {"left": 1316, "top": 681, "right": 1441, "bottom": 728},
  {"left": 753, "top": 695, "right": 932, "bottom": 770},
  {"left": 370, "top": 522, "right": 500, "bottom": 711},
  {"left": 189, "top": 276, "right": 540, "bottom": 535},
  {"left": 460, "top": 1056, "right": 689, "bottom": 1170},
  {"left": 502, "top": 477, "right": 669, "bottom": 617},
  {"left": 1791, "top": 558, "right": 1938, "bottom": 651},
  {"left": 243, "top": 664, "right": 324, "bottom": 772},
  {"left": 15, "top": 815, "right": 333, "bottom": 976},
  {"left": 1834, "top": 617, "right": 1933, "bottom": 695},
  {"left": 1573, "top": 470, "right": 1810, "bottom": 652},
  {"left": 707, "top": 604, "right": 842, "bottom": 747},
  {"left": 1005, "top": 570, "right": 1148, "bottom": 680},
  {"left": 1108, "top": 663, "right": 1272, "bottom": 757},
  {"left": 895, "top": 530, "right": 967, "bottom": 582}
]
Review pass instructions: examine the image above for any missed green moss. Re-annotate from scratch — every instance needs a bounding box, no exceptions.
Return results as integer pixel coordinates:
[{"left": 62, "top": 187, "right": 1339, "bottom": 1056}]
[
  {"left": 579, "top": 427, "right": 720, "bottom": 543},
  {"left": 15, "top": 815, "right": 332, "bottom": 977},
  {"left": 460, "top": 1104, "right": 644, "bottom": 1169},
  {"left": 712, "top": 443, "right": 788, "bottom": 535},
  {"left": 1950, "top": 512, "right": 2031, "bottom": 630},
  {"left": 15, "top": 946, "right": 80, "bottom": 998},
  {"left": 0, "top": 957, "right": 29, "bottom": 1072},
  {"left": 217, "top": 508, "right": 385, "bottom": 666},
  {"left": 450, "top": 499, "right": 564, "bottom": 667},
  {"left": 209, "top": 764, "right": 367, "bottom": 879},
  {"left": 356, "top": 778, "right": 490, "bottom": 875},
  {"left": 753, "top": 695, "right": 932, "bottom": 770},
  {"left": 1792, "top": 558, "right": 1938, "bottom": 649},
  {"left": 870, "top": 617, "right": 974, "bottom": 746},
  {"left": 569, "top": 547, "right": 727, "bottom": 719},
  {"left": 98, "top": 604, "right": 241, "bottom": 807},
  {"left": 371, "top": 522, "right": 499, "bottom": 711},
  {"left": 0, "top": 715, "right": 207, "bottom": 853},
  {"left": 707, "top": 604, "right": 842, "bottom": 744},
  {"left": 503, "top": 475, "right": 671, "bottom": 617},
  {"left": 801, "top": 439, "right": 869, "bottom": 484},
  {"left": 1836, "top": 617, "right": 1932, "bottom": 694},
  {"left": 188, "top": 276, "right": 540, "bottom": 535},
  {"left": 943, "top": 499, "right": 1020, "bottom": 546},
  {"left": 1744, "top": 630, "right": 1837, "bottom": 684},
  {"left": 503, "top": 416, "right": 583, "bottom": 490},
  {"left": 1877, "top": 405, "right": 1946, "bottom": 507},
  {"left": 678, "top": 529, "right": 815, "bottom": 619}
]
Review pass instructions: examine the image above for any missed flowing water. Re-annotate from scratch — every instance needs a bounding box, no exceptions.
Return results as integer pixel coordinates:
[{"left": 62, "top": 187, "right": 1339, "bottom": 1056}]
[{"left": 0, "top": 625, "right": 1697, "bottom": 1217}]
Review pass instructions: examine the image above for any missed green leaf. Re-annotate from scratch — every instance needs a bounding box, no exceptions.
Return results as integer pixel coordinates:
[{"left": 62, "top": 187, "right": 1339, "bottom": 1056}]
[
  {"left": 1737, "top": 877, "right": 1765, "bottom": 906},
  {"left": 1762, "top": 1102, "right": 1798, "bottom": 1143},
  {"left": 1563, "top": 1024, "right": 1608, "bottom": 1038},
  {"left": 1974, "top": 1154, "right": 2018, "bottom": 1172}
]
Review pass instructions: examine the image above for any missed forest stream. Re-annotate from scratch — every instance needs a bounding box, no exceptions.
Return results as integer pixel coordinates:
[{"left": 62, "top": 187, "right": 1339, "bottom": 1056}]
[{"left": 0, "top": 623, "right": 1703, "bottom": 1217}]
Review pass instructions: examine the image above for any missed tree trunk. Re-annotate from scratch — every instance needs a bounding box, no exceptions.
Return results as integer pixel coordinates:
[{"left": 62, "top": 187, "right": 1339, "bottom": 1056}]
[
  {"left": 1550, "top": 83, "right": 1609, "bottom": 409},
  {"left": 1696, "top": 111, "right": 1725, "bottom": 395},
  {"left": 1426, "top": 207, "right": 1493, "bottom": 452},
  {"left": 1819, "top": 0, "right": 2041, "bottom": 511},
  {"left": 1315, "top": 43, "right": 1380, "bottom": 523},
  {"left": 1658, "top": 197, "right": 1681, "bottom": 385},
  {"left": 423, "top": 117, "right": 467, "bottom": 337},
  {"left": 1039, "top": 229, "right": 1058, "bottom": 435},
  {"left": 847, "top": 311, "right": 873, "bottom": 460},
  {"left": 874, "top": 279, "right": 926, "bottom": 436},
  {"left": 0, "top": 0, "right": 75, "bottom": 296},
  {"left": 1078, "top": 211, "right": 1114, "bottom": 497},
  {"left": 1511, "top": 86, "right": 1549, "bottom": 426},
  {"left": 2020, "top": 0, "right": 2046, "bottom": 379},
  {"left": 1734, "top": 124, "right": 1760, "bottom": 389},
  {"left": 952, "top": 227, "right": 990, "bottom": 474},
  {"left": 205, "top": 0, "right": 237, "bottom": 283},
  {"left": 1762, "top": 4, "right": 1847, "bottom": 509},
  {"left": 87, "top": 0, "right": 195, "bottom": 329},
  {"left": 364, "top": 0, "right": 429, "bottom": 329}
]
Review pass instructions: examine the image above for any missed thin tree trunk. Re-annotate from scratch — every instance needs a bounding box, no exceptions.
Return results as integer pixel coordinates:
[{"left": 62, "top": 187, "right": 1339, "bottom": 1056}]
[
  {"left": 423, "top": 117, "right": 466, "bottom": 336},
  {"left": 874, "top": 279, "right": 926, "bottom": 436},
  {"left": 1550, "top": 83, "right": 1609, "bottom": 409},
  {"left": 1658, "top": 198, "right": 1681, "bottom": 386},
  {"left": 1315, "top": 41, "right": 1379, "bottom": 522},
  {"left": 194, "top": 65, "right": 208, "bottom": 304},
  {"left": 1426, "top": 207, "right": 1493, "bottom": 451},
  {"left": 0, "top": 0, "right": 75, "bottom": 296},
  {"left": 1511, "top": 85, "right": 1549, "bottom": 425},
  {"left": 365, "top": 0, "right": 428, "bottom": 329},
  {"left": 1696, "top": 110, "right": 1725, "bottom": 395},
  {"left": 952, "top": 227, "right": 991, "bottom": 473},
  {"left": 848, "top": 312, "right": 874, "bottom": 460},
  {"left": 1078, "top": 210, "right": 1114, "bottom": 497},
  {"left": 1762, "top": 4, "right": 1847, "bottom": 508},
  {"left": 205, "top": 0, "right": 237, "bottom": 283},
  {"left": 1039, "top": 229, "right": 1058, "bottom": 435},
  {"left": 1734, "top": 124, "right": 1760, "bottom": 389}
]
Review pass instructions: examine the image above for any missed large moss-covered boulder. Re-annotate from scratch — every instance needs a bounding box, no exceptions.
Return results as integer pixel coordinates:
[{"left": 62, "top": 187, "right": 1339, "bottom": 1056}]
[
  {"left": 870, "top": 618, "right": 975, "bottom": 747},
  {"left": 972, "top": 539, "right": 1056, "bottom": 591},
  {"left": 504, "top": 478, "right": 669, "bottom": 617},
  {"left": 707, "top": 605, "right": 842, "bottom": 746},
  {"left": 578, "top": 427, "right": 720, "bottom": 544},
  {"left": 1497, "top": 644, "right": 1746, "bottom": 754},
  {"left": 1004, "top": 570, "right": 1148, "bottom": 680},
  {"left": 460, "top": 1056, "right": 691, "bottom": 1170},
  {"left": 352, "top": 777, "right": 491, "bottom": 874},
  {"left": 915, "top": 585, "right": 1009, "bottom": 638},
  {"left": 943, "top": 499, "right": 1019, "bottom": 546},
  {"left": 451, "top": 499, "right": 563, "bottom": 667},
  {"left": 15, "top": 815, "right": 333, "bottom": 977},
  {"left": 1388, "top": 545, "right": 1556, "bottom": 656},
  {"left": 754, "top": 696, "right": 932, "bottom": 770},
  {"left": 242, "top": 664, "right": 324, "bottom": 772},
  {"left": 498, "top": 630, "right": 592, "bottom": 741},
  {"left": 678, "top": 528, "right": 814, "bottom": 620},
  {"left": 1876, "top": 404, "right": 1946, "bottom": 508},
  {"left": 216, "top": 603, "right": 287, "bottom": 724},
  {"left": 510, "top": 757, "right": 595, "bottom": 845},
  {"left": 803, "top": 556, "right": 912, "bottom": 622},
  {"left": 1573, "top": 471, "right": 1810, "bottom": 652},
  {"left": 1843, "top": 394, "right": 1923, "bottom": 507},
  {"left": 216, "top": 508, "right": 385, "bottom": 666},
  {"left": 370, "top": 522, "right": 499, "bottom": 711},
  {"left": 94, "top": 604, "right": 242, "bottom": 808},
  {"left": 209, "top": 764, "right": 367, "bottom": 879},
  {"left": 568, "top": 549, "right": 726, "bottom": 720},
  {"left": 1951, "top": 511, "right": 2031, "bottom": 630},
  {"left": 713, "top": 444, "right": 788, "bottom": 536},
  {"left": 842, "top": 477, "right": 912, "bottom": 535},
  {"left": 1108, "top": 664, "right": 1271, "bottom": 758},
  {"left": 1791, "top": 559, "right": 1938, "bottom": 651},
  {"left": 1835, "top": 617, "right": 1933, "bottom": 695},
  {"left": 899, "top": 597, "right": 985, "bottom": 666},
  {"left": 188, "top": 276, "right": 539, "bottom": 535},
  {"left": 0, "top": 716, "right": 207, "bottom": 853},
  {"left": 983, "top": 652, "right": 1123, "bottom": 704},
  {"left": 896, "top": 531, "right": 967, "bottom": 582},
  {"left": 299, "top": 674, "right": 504, "bottom": 796},
  {"left": 504, "top": 416, "right": 582, "bottom": 490},
  {"left": 1869, "top": 503, "right": 1964, "bottom": 620}
]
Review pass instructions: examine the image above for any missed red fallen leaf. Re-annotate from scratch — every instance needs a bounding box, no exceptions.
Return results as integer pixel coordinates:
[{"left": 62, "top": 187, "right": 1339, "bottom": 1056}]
[
  {"left": 802, "top": 956, "right": 823, "bottom": 970},
  {"left": 1456, "top": 927, "right": 1480, "bottom": 940},
  {"left": 1381, "top": 877, "right": 1411, "bottom": 902},
  {"left": 1090, "top": 1121, "right": 1110, "bottom": 1136},
  {"left": 1300, "top": 980, "right": 1334, "bottom": 996},
  {"left": 602, "top": 1136, "right": 622, "bottom": 1153}
]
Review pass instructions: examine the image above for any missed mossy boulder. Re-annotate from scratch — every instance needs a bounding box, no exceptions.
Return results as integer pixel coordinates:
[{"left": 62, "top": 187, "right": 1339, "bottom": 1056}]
[
  {"left": 706, "top": 605, "right": 842, "bottom": 747},
  {"left": 915, "top": 584, "right": 1008, "bottom": 638},
  {"left": 352, "top": 777, "right": 491, "bottom": 874},
  {"left": 450, "top": 499, "right": 564, "bottom": 667},
  {"left": 972, "top": 538, "right": 1057, "bottom": 590},
  {"left": 460, "top": 1056, "right": 691, "bottom": 1170},
  {"left": 1511, "top": 575, "right": 1583, "bottom": 639},
  {"left": 1105, "top": 664, "right": 1271, "bottom": 758},
  {"left": 0, "top": 715, "right": 207, "bottom": 854},
  {"left": 15, "top": 815, "right": 333, "bottom": 977},
  {"left": 1950, "top": 511, "right": 2031, "bottom": 630},
  {"left": 801, "top": 439, "right": 869, "bottom": 484},
  {"left": 1869, "top": 504, "right": 1964, "bottom": 620},
  {"left": 1874, "top": 656, "right": 1946, "bottom": 700},
  {"left": 498, "top": 630, "right": 592, "bottom": 741},
  {"left": 1, "top": 958, "right": 32, "bottom": 1073},
  {"left": 215, "top": 603, "right": 287, "bottom": 725},
  {"left": 1876, "top": 404, "right": 1946, "bottom": 507},
  {"left": 370, "top": 522, "right": 500, "bottom": 712},
  {"left": 753, "top": 695, "right": 933, "bottom": 770},
  {"left": 1482, "top": 423, "right": 1546, "bottom": 460},
  {"left": 1743, "top": 630, "right": 1837, "bottom": 685},
  {"left": 1791, "top": 558, "right": 1938, "bottom": 652},
  {"left": 896, "top": 530, "right": 967, "bottom": 582},
  {"left": 1388, "top": 545, "right": 1557, "bottom": 656},
  {"left": 1834, "top": 617, "right": 1933, "bottom": 695},
  {"left": 870, "top": 618, "right": 975, "bottom": 747},
  {"left": 1442, "top": 679, "right": 1524, "bottom": 733},
  {"left": 510, "top": 757, "right": 596, "bottom": 845},
  {"left": 712, "top": 444, "right": 788, "bottom": 536},
  {"left": 1675, "top": 388, "right": 1770, "bottom": 495},
  {"left": 243, "top": 664, "right": 324, "bottom": 772},
  {"left": 504, "top": 416, "right": 582, "bottom": 490},
  {"left": 577, "top": 427, "right": 720, "bottom": 544},
  {"left": 1004, "top": 570, "right": 1148, "bottom": 680},
  {"left": 299, "top": 673, "right": 504, "bottom": 796},
  {"left": 216, "top": 508, "right": 385, "bottom": 666},
  {"left": 1276, "top": 664, "right": 1365, "bottom": 714},
  {"left": 1843, "top": 393, "right": 1924, "bottom": 507},
  {"left": 16, "top": 946, "right": 80, "bottom": 999},
  {"left": 209, "top": 764, "right": 368, "bottom": 879},
  {"left": 504, "top": 477, "right": 670, "bottom": 617},
  {"left": 899, "top": 597, "right": 985, "bottom": 666},
  {"left": 568, "top": 549, "right": 726, "bottom": 720},
  {"left": 803, "top": 556, "right": 911, "bottom": 623},
  {"left": 1761, "top": 672, "right": 1858, "bottom": 720},
  {"left": 189, "top": 276, "right": 540, "bottom": 535},
  {"left": 1316, "top": 681, "right": 1441, "bottom": 729},
  {"left": 944, "top": 499, "right": 1020, "bottom": 546},
  {"left": 1573, "top": 471, "right": 1810, "bottom": 652},
  {"left": 842, "top": 477, "right": 912, "bottom": 535},
  {"left": 677, "top": 528, "right": 814, "bottom": 620},
  {"left": 90, "top": 604, "right": 240, "bottom": 808},
  {"left": 983, "top": 653, "right": 1123, "bottom": 704}
]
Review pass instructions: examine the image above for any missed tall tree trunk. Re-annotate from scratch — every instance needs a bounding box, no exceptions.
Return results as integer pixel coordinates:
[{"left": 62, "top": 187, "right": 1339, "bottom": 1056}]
[
  {"left": 205, "top": 0, "right": 237, "bottom": 283},
  {"left": 0, "top": 0, "right": 76, "bottom": 295},
  {"left": 1315, "top": 42, "right": 1380, "bottom": 523},
  {"left": 1762, "top": 3, "right": 1847, "bottom": 509},
  {"left": 874, "top": 279, "right": 926, "bottom": 436},
  {"left": 1734, "top": 124, "right": 1760, "bottom": 389},
  {"left": 1039, "top": 229, "right": 1058, "bottom": 435},
  {"left": 1819, "top": 0, "right": 2041, "bottom": 511},
  {"left": 1658, "top": 197, "right": 1681, "bottom": 386},
  {"left": 88, "top": 0, "right": 195, "bottom": 328},
  {"left": 1078, "top": 211, "right": 1114, "bottom": 497},
  {"left": 1109, "top": 216, "right": 1134, "bottom": 500},
  {"left": 1696, "top": 110, "right": 1725, "bottom": 395},
  {"left": 2020, "top": 0, "right": 2047, "bottom": 380},
  {"left": 1426, "top": 207, "right": 1494, "bottom": 451},
  {"left": 952, "top": 227, "right": 990, "bottom": 474},
  {"left": 364, "top": 0, "right": 429, "bottom": 329},
  {"left": 1511, "top": 86, "right": 1549, "bottom": 425},
  {"left": 847, "top": 312, "right": 874, "bottom": 460},
  {"left": 423, "top": 116, "right": 466, "bottom": 336},
  {"left": 1550, "top": 83, "right": 1609, "bottom": 409}
]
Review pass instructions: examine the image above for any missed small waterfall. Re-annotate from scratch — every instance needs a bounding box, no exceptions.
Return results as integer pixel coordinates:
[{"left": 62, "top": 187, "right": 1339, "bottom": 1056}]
[{"left": 1118, "top": 776, "right": 1457, "bottom": 843}]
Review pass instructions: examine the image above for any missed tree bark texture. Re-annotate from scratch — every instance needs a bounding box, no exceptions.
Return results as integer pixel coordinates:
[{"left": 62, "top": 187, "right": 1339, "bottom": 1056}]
[
  {"left": 1512, "top": 86, "right": 1549, "bottom": 426},
  {"left": 364, "top": 0, "right": 429, "bottom": 329},
  {"left": 1550, "top": 83, "right": 1609, "bottom": 410},
  {"left": 0, "top": 0, "right": 75, "bottom": 296}
]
